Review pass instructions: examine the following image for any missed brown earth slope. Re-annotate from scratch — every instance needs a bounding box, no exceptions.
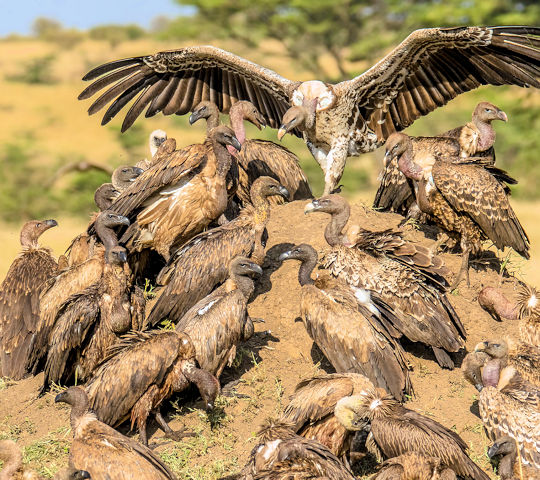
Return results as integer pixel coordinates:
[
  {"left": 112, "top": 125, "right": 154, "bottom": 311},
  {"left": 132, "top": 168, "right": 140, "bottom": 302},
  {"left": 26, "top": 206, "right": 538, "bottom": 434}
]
[{"left": 0, "top": 199, "right": 526, "bottom": 479}]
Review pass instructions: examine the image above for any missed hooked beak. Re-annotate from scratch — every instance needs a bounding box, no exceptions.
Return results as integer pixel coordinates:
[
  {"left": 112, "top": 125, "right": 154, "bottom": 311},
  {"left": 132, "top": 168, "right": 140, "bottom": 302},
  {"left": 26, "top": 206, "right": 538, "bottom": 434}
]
[
  {"left": 117, "top": 250, "right": 128, "bottom": 263},
  {"left": 277, "top": 126, "right": 287, "bottom": 141},
  {"left": 45, "top": 219, "right": 58, "bottom": 228},
  {"left": 250, "top": 264, "right": 263, "bottom": 277},
  {"left": 487, "top": 444, "right": 501, "bottom": 459},
  {"left": 229, "top": 137, "right": 242, "bottom": 152},
  {"left": 497, "top": 110, "right": 508, "bottom": 122},
  {"left": 474, "top": 383, "right": 484, "bottom": 392},
  {"left": 54, "top": 391, "right": 67, "bottom": 403},
  {"left": 252, "top": 113, "right": 266, "bottom": 130},
  {"left": 117, "top": 215, "right": 130, "bottom": 227},
  {"left": 474, "top": 342, "right": 488, "bottom": 352},
  {"left": 189, "top": 111, "right": 202, "bottom": 125},
  {"left": 278, "top": 186, "right": 290, "bottom": 200},
  {"left": 304, "top": 200, "right": 319, "bottom": 214},
  {"left": 384, "top": 150, "right": 393, "bottom": 166},
  {"left": 278, "top": 250, "right": 293, "bottom": 262},
  {"left": 133, "top": 167, "right": 144, "bottom": 176}
]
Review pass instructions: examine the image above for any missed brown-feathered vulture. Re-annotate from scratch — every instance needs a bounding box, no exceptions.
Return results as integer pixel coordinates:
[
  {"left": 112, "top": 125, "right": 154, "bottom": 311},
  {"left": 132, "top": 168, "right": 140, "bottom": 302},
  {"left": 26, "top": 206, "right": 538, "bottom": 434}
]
[
  {"left": 111, "top": 165, "right": 144, "bottom": 191},
  {"left": 462, "top": 353, "right": 540, "bottom": 471},
  {"left": 306, "top": 194, "right": 465, "bottom": 369},
  {"left": 373, "top": 102, "right": 506, "bottom": 217},
  {"left": 55, "top": 386, "right": 177, "bottom": 480},
  {"left": 190, "top": 100, "right": 312, "bottom": 206},
  {"left": 372, "top": 451, "right": 457, "bottom": 480},
  {"left": 388, "top": 132, "right": 529, "bottom": 287},
  {"left": 136, "top": 129, "right": 168, "bottom": 170},
  {"left": 86, "top": 330, "right": 219, "bottom": 446},
  {"left": 0, "top": 440, "right": 90, "bottom": 480},
  {"left": 488, "top": 436, "right": 538, "bottom": 480},
  {"left": 279, "top": 244, "right": 412, "bottom": 401},
  {"left": 31, "top": 212, "right": 130, "bottom": 373},
  {"left": 334, "top": 389, "right": 490, "bottom": 480},
  {"left": 174, "top": 256, "right": 262, "bottom": 377},
  {"left": 0, "top": 219, "right": 58, "bottom": 380},
  {"left": 228, "top": 418, "right": 355, "bottom": 480},
  {"left": 279, "top": 373, "right": 374, "bottom": 460},
  {"left": 478, "top": 283, "right": 540, "bottom": 346},
  {"left": 146, "top": 176, "right": 289, "bottom": 327},
  {"left": 95, "top": 125, "right": 242, "bottom": 260},
  {"left": 78, "top": 27, "right": 540, "bottom": 195}
]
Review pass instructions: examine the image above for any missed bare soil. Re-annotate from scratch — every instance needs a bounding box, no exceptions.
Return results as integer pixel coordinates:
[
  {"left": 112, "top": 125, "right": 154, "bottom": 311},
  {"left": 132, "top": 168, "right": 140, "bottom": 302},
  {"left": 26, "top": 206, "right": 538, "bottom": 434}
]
[{"left": 0, "top": 199, "right": 524, "bottom": 479}]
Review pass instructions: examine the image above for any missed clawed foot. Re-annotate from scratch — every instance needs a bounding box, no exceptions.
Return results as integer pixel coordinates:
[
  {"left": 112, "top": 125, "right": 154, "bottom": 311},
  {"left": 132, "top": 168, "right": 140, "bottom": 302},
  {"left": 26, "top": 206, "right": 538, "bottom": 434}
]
[
  {"left": 164, "top": 428, "right": 195, "bottom": 442},
  {"left": 221, "top": 379, "right": 250, "bottom": 399}
]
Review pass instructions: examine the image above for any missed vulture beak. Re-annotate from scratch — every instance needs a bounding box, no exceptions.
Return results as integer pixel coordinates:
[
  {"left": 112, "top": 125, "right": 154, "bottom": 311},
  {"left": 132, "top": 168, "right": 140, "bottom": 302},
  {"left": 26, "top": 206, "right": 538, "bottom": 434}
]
[
  {"left": 497, "top": 110, "right": 508, "bottom": 122},
  {"left": 117, "top": 250, "right": 128, "bottom": 263},
  {"left": 133, "top": 167, "right": 144, "bottom": 176},
  {"left": 253, "top": 112, "right": 266, "bottom": 130},
  {"left": 250, "top": 264, "right": 264, "bottom": 277},
  {"left": 78, "top": 472, "right": 91, "bottom": 480},
  {"left": 474, "top": 383, "right": 484, "bottom": 392},
  {"left": 45, "top": 219, "right": 58, "bottom": 228},
  {"left": 155, "top": 137, "right": 166, "bottom": 146},
  {"left": 118, "top": 216, "right": 131, "bottom": 226},
  {"left": 229, "top": 137, "right": 242, "bottom": 152},
  {"left": 304, "top": 200, "right": 319, "bottom": 214},
  {"left": 277, "top": 125, "right": 287, "bottom": 141},
  {"left": 474, "top": 341, "right": 488, "bottom": 352},
  {"left": 278, "top": 186, "right": 290, "bottom": 200},
  {"left": 487, "top": 443, "right": 501, "bottom": 459},
  {"left": 189, "top": 111, "right": 201, "bottom": 125},
  {"left": 54, "top": 391, "right": 67, "bottom": 403},
  {"left": 278, "top": 250, "right": 293, "bottom": 261},
  {"left": 384, "top": 150, "right": 393, "bottom": 166}
]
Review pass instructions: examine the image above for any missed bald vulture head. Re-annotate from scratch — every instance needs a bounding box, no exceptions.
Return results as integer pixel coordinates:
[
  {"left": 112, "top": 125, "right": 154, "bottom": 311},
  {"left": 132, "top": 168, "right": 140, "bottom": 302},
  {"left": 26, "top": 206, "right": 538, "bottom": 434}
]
[
  {"left": 278, "top": 100, "right": 318, "bottom": 140},
  {"left": 304, "top": 194, "right": 349, "bottom": 216},
  {"left": 55, "top": 467, "right": 92, "bottom": 480},
  {"left": 230, "top": 256, "right": 263, "bottom": 278},
  {"left": 251, "top": 176, "right": 290, "bottom": 201},
  {"left": 384, "top": 132, "right": 412, "bottom": 166},
  {"left": 189, "top": 101, "right": 220, "bottom": 125},
  {"left": 111, "top": 165, "right": 144, "bottom": 191},
  {"left": 20, "top": 219, "right": 58, "bottom": 248},
  {"left": 149, "top": 129, "right": 167, "bottom": 157},
  {"left": 488, "top": 435, "right": 516, "bottom": 461},
  {"left": 106, "top": 245, "right": 128, "bottom": 265},
  {"left": 473, "top": 102, "right": 508, "bottom": 124},
  {"left": 279, "top": 243, "right": 317, "bottom": 264},
  {"left": 229, "top": 101, "right": 266, "bottom": 130},
  {"left": 94, "top": 183, "right": 119, "bottom": 211},
  {"left": 474, "top": 340, "right": 509, "bottom": 361},
  {"left": 461, "top": 351, "right": 490, "bottom": 391},
  {"left": 96, "top": 211, "right": 130, "bottom": 230},
  {"left": 208, "top": 125, "right": 242, "bottom": 152}
]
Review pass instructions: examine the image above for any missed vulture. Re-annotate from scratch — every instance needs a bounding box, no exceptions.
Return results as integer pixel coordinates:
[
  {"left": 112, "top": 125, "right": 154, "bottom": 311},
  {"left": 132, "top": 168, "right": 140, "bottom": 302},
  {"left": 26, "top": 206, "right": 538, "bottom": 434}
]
[
  {"left": 475, "top": 339, "right": 540, "bottom": 386},
  {"left": 98, "top": 125, "right": 242, "bottom": 260},
  {"left": 373, "top": 102, "right": 506, "bottom": 216},
  {"left": 228, "top": 418, "right": 355, "bottom": 480},
  {"left": 334, "top": 389, "right": 490, "bottom": 480},
  {"left": 388, "top": 132, "right": 529, "bottom": 287},
  {"left": 488, "top": 436, "right": 538, "bottom": 480},
  {"left": 136, "top": 129, "right": 168, "bottom": 170},
  {"left": 462, "top": 353, "right": 540, "bottom": 471},
  {"left": 86, "top": 330, "right": 220, "bottom": 446},
  {"left": 0, "top": 440, "right": 90, "bottom": 480},
  {"left": 279, "top": 244, "right": 412, "bottom": 401},
  {"left": 78, "top": 27, "right": 540, "bottom": 194},
  {"left": 306, "top": 195, "right": 465, "bottom": 369},
  {"left": 279, "top": 373, "right": 374, "bottom": 459},
  {"left": 41, "top": 242, "right": 145, "bottom": 390},
  {"left": 32, "top": 212, "right": 130, "bottom": 372},
  {"left": 111, "top": 165, "right": 144, "bottom": 191},
  {"left": 55, "top": 386, "right": 176, "bottom": 480},
  {"left": 146, "top": 176, "right": 289, "bottom": 327},
  {"left": 93, "top": 183, "right": 120, "bottom": 211},
  {"left": 0, "top": 219, "right": 59, "bottom": 380},
  {"left": 174, "top": 256, "right": 262, "bottom": 377},
  {"left": 478, "top": 283, "right": 540, "bottom": 346},
  {"left": 190, "top": 100, "right": 312, "bottom": 205},
  {"left": 372, "top": 451, "right": 457, "bottom": 480}
]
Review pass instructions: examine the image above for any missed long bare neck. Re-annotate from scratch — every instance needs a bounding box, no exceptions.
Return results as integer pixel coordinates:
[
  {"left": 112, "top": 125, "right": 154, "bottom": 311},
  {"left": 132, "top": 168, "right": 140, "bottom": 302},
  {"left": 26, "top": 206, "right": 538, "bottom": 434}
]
[
  {"left": 205, "top": 112, "right": 220, "bottom": 132},
  {"left": 69, "top": 401, "right": 90, "bottom": 433},
  {"left": 95, "top": 224, "right": 119, "bottom": 251},
  {"left": 210, "top": 140, "right": 233, "bottom": 177},
  {"left": 474, "top": 119, "right": 496, "bottom": 151},
  {"left": 398, "top": 148, "right": 423, "bottom": 183},
  {"left": 298, "top": 257, "right": 316, "bottom": 286},
  {"left": 232, "top": 274, "right": 255, "bottom": 299},
  {"left": 250, "top": 188, "right": 272, "bottom": 227},
  {"left": 324, "top": 207, "right": 350, "bottom": 247},
  {"left": 229, "top": 107, "right": 247, "bottom": 145}
]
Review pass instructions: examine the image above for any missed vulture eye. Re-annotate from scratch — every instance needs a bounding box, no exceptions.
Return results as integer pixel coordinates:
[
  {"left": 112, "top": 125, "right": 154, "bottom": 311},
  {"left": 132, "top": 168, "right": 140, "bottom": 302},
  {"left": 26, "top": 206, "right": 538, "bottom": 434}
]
[
  {"left": 108, "top": 214, "right": 114, "bottom": 218},
  {"left": 493, "top": 343, "right": 500, "bottom": 348},
  {"left": 485, "top": 108, "right": 492, "bottom": 113},
  {"left": 122, "top": 168, "right": 128, "bottom": 173},
  {"left": 36, "top": 223, "right": 41, "bottom": 228}
]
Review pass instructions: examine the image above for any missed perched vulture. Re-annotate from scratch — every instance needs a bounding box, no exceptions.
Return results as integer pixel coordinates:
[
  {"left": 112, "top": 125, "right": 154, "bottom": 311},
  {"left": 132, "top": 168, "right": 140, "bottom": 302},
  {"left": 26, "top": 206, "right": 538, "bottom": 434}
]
[
  {"left": 78, "top": 27, "right": 540, "bottom": 194},
  {"left": 111, "top": 165, "right": 144, "bottom": 191},
  {"left": 175, "top": 256, "right": 262, "bottom": 377},
  {"left": 334, "top": 389, "right": 490, "bottom": 480},
  {"left": 32, "top": 212, "right": 130, "bottom": 372},
  {"left": 307, "top": 195, "right": 465, "bottom": 369},
  {"left": 136, "top": 129, "right": 168, "bottom": 170},
  {"left": 475, "top": 339, "right": 540, "bottom": 386},
  {"left": 372, "top": 451, "right": 457, "bottom": 480},
  {"left": 228, "top": 418, "right": 355, "bottom": 480},
  {"left": 279, "top": 373, "right": 374, "bottom": 459},
  {"left": 478, "top": 283, "right": 540, "bottom": 346},
  {"left": 146, "top": 176, "right": 289, "bottom": 327},
  {"left": 190, "top": 100, "right": 312, "bottom": 206},
  {"left": 0, "top": 219, "right": 58, "bottom": 380},
  {"left": 93, "top": 183, "right": 120, "bottom": 211},
  {"left": 279, "top": 244, "right": 412, "bottom": 401},
  {"left": 488, "top": 436, "right": 538, "bottom": 480},
  {"left": 0, "top": 440, "right": 90, "bottom": 480},
  {"left": 99, "top": 125, "right": 242, "bottom": 260},
  {"left": 41, "top": 243, "right": 145, "bottom": 390},
  {"left": 86, "top": 330, "right": 219, "bottom": 446},
  {"left": 55, "top": 387, "right": 176, "bottom": 480},
  {"left": 389, "top": 132, "right": 529, "bottom": 287}
]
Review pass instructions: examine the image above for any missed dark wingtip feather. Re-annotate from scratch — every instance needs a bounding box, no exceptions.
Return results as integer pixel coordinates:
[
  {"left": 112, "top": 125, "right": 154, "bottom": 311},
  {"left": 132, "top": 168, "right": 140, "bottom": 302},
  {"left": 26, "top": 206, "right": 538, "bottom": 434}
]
[{"left": 82, "top": 57, "right": 142, "bottom": 81}]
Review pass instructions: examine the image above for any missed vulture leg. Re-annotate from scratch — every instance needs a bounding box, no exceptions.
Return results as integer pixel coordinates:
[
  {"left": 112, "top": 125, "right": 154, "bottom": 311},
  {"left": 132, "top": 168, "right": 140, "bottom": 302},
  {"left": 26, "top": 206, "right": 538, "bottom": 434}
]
[
  {"left": 452, "top": 247, "right": 471, "bottom": 289},
  {"left": 432, "top": 232, "right": 451, "bottom": 254},
  {"left": 432, "top": 346, "right": 455, "bottom": 369},
  {"left": 323, "top": 141, "right": 348, "bottom": 196},
  {"left": 154, "top": 410, "right": 195, "bottom": 441}
]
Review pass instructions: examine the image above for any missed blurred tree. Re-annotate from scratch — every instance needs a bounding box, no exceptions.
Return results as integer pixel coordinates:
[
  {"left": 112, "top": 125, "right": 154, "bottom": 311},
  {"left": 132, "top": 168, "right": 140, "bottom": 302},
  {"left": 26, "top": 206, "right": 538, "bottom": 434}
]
[
  {"left": 89, "top": 24, "right": 146, "bottom": 48},
  {"left": 32, "top": 17, "right": 63, "bottom": 38}
]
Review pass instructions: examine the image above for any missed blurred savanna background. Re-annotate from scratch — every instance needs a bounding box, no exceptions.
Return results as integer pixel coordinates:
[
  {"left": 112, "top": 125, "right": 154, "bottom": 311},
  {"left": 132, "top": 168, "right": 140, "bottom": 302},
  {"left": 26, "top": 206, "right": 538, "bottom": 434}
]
[{"left": 0, "top": 0, "right": 539, "bottom": 282}]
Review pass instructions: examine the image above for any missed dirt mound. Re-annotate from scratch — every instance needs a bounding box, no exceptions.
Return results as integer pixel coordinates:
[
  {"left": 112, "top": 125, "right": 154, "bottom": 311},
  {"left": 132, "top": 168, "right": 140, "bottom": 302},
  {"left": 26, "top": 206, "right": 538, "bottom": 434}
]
[{"left": 0, "top": 199, "right": 522, "bottom": 479}]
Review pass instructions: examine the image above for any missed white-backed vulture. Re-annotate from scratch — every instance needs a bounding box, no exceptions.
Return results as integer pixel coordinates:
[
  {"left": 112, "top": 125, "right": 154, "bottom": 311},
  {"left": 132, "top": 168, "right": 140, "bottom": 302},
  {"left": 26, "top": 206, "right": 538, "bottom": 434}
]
[
  {"left": 55, "top": 387, "right": 176, "bottom": 480},
  {"left": 0, "top": 219, "right": 58, "bottom": 380},
  {"left": 146, "top": 176, "right": 289, "bottom": 327},
  {"left": 136, "top": 129, "right": 168, "bottom": 170},
  {"left": 174, "top": 257, "right": 262, "bottom": 377},
  {"left": 389, "top": 132, "right": 529, "bottom": 287},
  {"left": 31, "top": 212, "right": 130, "bottom": 373},
  {"left": 78, "top": 27, "right": 540, "bottom": 194},
  {"left": 229, "top": 418, "right": 355, "bottom": 480},
  {"left": 86, "top": 330, "right": 220, "bottom": 446},
  {"left": 306, "top": 195, "right": 465, "bottom": 369},
  {"left": 111, "top": 165, "right": 144, "bottom": 191},
  {"left": 190, "top": 100, "right": 312, "bottom": 206},
  {"left": 462, "top": 353, "right": 540, "bottom": 471},
  {"left": 478, "top": 283, "right": 540, "bottom": 346},
  {"left": 488, "top": 436, "right": 538, "bottom": 480},
  {"left": 372, "top": 451, "right": 457, "bottom": 480},
  {"left": 334, "top": 389, "right": 490, "bottom": 480},
  {"left": 97, "top": 125, "right": 241, "bottom": 260},
  {"left": 279, "top": 373, "right": 374, "bottom": 459},
  {"left": 279, "top": 244, "right": 412, "bottom": 401}
]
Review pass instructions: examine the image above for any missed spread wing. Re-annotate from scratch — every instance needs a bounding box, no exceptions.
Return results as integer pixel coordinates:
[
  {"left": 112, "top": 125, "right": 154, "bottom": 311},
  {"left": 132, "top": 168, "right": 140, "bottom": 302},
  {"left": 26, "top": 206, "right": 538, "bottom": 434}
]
[
  {"left": 86, "top": 331, "right": 180, "bottom": 426},
  {"left": 79, "top": 45, "right": 299, "bottom": 132},
  {"left": 337, "top": 26, "right": 540, "bottom": 144},
  {"left": 432, "top": 161, "right": 530, "bottom": 257}
]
